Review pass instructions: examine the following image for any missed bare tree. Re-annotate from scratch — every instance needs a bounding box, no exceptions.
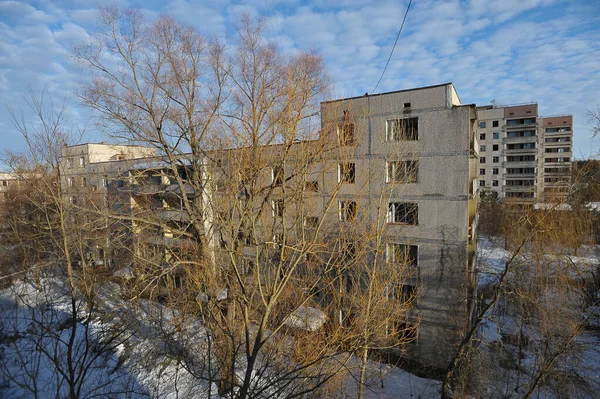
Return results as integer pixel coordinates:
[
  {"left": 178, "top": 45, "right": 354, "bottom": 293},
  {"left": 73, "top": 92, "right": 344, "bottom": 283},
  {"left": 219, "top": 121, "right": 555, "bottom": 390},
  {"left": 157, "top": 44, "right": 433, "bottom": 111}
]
[
  {"left": 73, "top": 8, "right": 423, "bottom": 398},
  {"left": 443, "top": 200, "right": 599, "bottom": 399},
  {"left": 588, "top": 104, "right": 600, "bottom": 138},
  {"left": 0, "top": 89, "right": 141, "bottom": 398}
]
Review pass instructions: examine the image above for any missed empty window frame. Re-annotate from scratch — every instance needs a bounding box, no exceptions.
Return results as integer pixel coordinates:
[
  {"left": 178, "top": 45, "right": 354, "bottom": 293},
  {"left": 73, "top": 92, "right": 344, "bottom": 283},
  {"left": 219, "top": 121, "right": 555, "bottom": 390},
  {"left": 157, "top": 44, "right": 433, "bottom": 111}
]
[
  {"left": 545, "top": 147, "right": 570, "bottom": 153},
  {"left": 386, "top": 160, "right": 418, "bottom": 183},
  {"left": 507, "top": 143, "right": 535, "bottom": 150},
  {"left": 507, "top": 130, "right": 535, "bottom": 138},
  {"left": 492, "top": 180, "right": 499, "bottom": 187},
  {"left": 480, "top": 157, "right": 486, "bottom": 164},
  {"left": 386, "top": 117, "right": 418, "bottom": 141},
  {"left": 79, "top": 156, "right": 85, "bottom": 167},
  {"left": 388, "top": 282, "right": 418, "bottom": 303},
  {"left": 480, "top": 179, "right": 486, "bottom": 187},
  {"left": 493, "top": 156, "right": 499, "bottom": 163},
  {"left": 304, "top": 180, "right": 319, "bottom": 192},
  {"left": 386, "top": 243, "right": 418, "bottom": 268},
  {"left": 479, "top": 133, "right": 486, "bottom": 140},
  {"left": 492, "top": 120, "right": 499, "bottom": 127},
  {"left": 272, "top": 165, "right": 284, "bottom": 186},
  {"left": 506, "top": 168, "right": 535, "bottom": 174},
  {"left": 387, "top": 202, "right": 418, "bottom": 225},
  {"left": 387, "top": 281, "right": 418, "bottom": 302},
  {"left": 480, "top": 145, "right": 486, "bottom": 152},
  {"left": 395, "top": 321, "right": 418, "bottom": 342},
  {"left": 67, "top": 158, "right": 74, "bottom": 168},
  {"left": 338, "top": 162, "right": 356, "bottom": 184},
  {"left": 545, "top": 137, "right": 571, "bottom": 143},
  {"left": 338, "top": 200, "right": 357, "bottom": 222},
  {"left": 272, "top": 199, "right": 284, "bottom": 217},
  {"left": 338, "top": 123, "right": 355, "bottom": 145},
  {"left": 507, "top": 155, "right": 535, "bottom": 162}
]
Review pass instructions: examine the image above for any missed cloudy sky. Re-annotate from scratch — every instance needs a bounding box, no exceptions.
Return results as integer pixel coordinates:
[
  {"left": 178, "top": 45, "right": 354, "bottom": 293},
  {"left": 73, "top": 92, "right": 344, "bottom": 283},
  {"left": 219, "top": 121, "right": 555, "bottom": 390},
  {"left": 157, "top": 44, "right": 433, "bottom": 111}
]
[{"left": 1, "top": 0, "right": 599, "bottom": 160}]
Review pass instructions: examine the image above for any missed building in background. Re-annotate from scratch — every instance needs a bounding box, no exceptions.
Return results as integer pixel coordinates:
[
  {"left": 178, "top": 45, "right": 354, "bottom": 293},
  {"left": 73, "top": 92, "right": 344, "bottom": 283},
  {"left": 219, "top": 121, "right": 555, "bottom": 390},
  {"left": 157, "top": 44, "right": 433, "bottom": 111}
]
[
  {"left": 477, "top": 104, "right": 573, "bottom": 203},
  {"left": 59, "top": 143, "right": 157, "bottom": 266},
  {"left": 538, "top": 115, "right": 573, "bottom": 202}
]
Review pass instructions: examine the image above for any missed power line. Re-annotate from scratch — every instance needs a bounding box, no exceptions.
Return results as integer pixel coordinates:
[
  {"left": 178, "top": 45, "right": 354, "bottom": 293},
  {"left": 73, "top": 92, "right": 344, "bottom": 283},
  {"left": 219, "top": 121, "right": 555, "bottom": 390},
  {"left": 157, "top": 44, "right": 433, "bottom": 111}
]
[{"left": 371, "top": 0, "right": 413, "bottom": 94}]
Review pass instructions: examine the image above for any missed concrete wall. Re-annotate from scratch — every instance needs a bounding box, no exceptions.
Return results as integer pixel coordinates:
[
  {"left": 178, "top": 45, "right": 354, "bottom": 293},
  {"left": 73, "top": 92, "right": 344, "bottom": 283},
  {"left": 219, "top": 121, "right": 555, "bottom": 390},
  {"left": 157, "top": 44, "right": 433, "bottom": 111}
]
[
  {"left": 58, "top": 85, "right": 478, "bottom": 369},
  {"left": 476, "top": 107, "right": 505, "bottom": 197},
  {"left": 321, "top": 83, "right": 477, "bottom": 368}
]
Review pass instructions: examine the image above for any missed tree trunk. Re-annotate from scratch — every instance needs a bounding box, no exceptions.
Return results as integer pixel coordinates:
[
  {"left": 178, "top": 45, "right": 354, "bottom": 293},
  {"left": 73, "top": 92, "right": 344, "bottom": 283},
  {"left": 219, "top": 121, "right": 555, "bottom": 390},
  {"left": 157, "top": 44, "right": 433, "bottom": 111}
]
[{"left": 357, "top": 345, "right": 369, "bottom": 399}]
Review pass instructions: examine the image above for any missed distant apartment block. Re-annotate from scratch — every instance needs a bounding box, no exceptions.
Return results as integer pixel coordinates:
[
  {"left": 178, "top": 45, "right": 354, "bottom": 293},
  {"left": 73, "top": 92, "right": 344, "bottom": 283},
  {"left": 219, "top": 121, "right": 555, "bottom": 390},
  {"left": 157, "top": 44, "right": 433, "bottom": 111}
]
[
  {"left": 60, "top": 143, "right": 157, "bottom": 265},
  {"left": 0, "top": 172, "right": 18, "bottom": 199},
  {"left": 538, "top": 115, "right": 573, "bottom": 202},
  {"left": 477, "top": 104, "right": 573, "bottom": 203}
]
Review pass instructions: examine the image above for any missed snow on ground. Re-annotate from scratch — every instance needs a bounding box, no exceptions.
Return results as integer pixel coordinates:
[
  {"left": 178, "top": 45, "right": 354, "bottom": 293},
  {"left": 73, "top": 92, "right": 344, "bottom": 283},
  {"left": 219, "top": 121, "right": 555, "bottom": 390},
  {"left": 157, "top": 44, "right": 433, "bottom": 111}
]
[
  {"left": 476, "top": 236, "right": 511, "bottom": 289},
  {"left": 2, "top": 238, "right": 595, "bottom": 398},
  {"left": 341, "top": 357, "right": 441, "bottom": 399},
  {"left": 476, "top": 236, "right": 600, "bottom": 290},
  {"left": 474, "top": 237, "right": 600, "bottom": 398},
  {"left": 0, "top": 277, "right": 147, "bottom": 398},
  {"left": 0, "top": 273, "right": 443, "bottom": 398}
]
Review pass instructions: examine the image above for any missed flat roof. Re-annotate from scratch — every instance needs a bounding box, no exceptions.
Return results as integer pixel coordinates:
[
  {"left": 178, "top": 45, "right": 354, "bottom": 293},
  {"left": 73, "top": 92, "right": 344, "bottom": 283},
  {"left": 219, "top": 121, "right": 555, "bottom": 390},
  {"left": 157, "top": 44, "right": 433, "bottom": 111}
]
[{"left": 321, "top": 82, "right": 454, "bottom": 104}]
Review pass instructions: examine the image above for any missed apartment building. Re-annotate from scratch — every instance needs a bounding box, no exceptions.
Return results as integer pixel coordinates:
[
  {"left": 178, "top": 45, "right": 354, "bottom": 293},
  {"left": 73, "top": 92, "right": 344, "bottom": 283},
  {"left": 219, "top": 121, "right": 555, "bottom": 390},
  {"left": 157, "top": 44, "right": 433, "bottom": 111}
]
[
  {"left": 60, "top": 143, "right": 157, "bottom": 265},
  {"left": 0, "top": 172, "right": 18, "bottom": 199},
  {"left": 58, "top": 83, "right": 479, "bottom": 370},
  {"left": 477, "top": 104, "right": 573, "bottom": 203},
  {"left": 320, "top": 83, "right": 479, "bottom": 368},
  {"left": 538, "top": 115, "right": 573, "bottom": 202}
]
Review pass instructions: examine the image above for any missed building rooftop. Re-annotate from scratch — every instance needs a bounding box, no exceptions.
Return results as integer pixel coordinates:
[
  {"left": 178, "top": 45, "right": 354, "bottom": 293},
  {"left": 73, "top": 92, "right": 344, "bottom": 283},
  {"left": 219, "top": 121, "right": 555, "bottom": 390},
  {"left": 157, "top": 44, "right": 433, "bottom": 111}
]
[{"left": 321, "top": 82, "right": 455, "bottom": 104}]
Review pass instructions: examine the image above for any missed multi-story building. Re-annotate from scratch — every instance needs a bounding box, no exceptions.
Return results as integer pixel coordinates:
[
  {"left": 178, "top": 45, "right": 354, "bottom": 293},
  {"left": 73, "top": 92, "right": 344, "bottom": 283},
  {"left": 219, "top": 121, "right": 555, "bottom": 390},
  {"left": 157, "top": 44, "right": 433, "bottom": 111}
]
[
  {"left": 320, "top": 83, "right": 479, "bottom": 368},
  {"left": 538, "top": 115, "right": 573, "bottom": 202},
  {"left": 0, "top": 172, "right": 18, "bottom": 199},
  {"left": 58, "top": 83, "right": 479, "bottom": 370},
  {"left": 477, "top": 104, "right": 573, "bottom": 203},
  {"left": 60, "top": 143, "right": 157, "bottom": 265}
]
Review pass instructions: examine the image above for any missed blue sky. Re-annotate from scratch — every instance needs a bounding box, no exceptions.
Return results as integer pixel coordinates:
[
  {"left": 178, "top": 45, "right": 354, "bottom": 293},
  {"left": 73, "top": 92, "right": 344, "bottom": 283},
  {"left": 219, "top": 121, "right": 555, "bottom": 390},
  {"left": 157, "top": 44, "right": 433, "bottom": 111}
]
[{"left": 1, "top": 0, "right": 599, "bottom": 161}]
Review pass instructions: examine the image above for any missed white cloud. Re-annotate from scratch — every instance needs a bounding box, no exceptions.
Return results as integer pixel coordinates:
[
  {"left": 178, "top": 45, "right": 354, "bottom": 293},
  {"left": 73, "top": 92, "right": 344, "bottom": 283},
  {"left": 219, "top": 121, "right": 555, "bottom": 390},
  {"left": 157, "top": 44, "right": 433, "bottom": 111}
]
[{"left": 0, "top": 0, "right": 598, "bottom": 159}]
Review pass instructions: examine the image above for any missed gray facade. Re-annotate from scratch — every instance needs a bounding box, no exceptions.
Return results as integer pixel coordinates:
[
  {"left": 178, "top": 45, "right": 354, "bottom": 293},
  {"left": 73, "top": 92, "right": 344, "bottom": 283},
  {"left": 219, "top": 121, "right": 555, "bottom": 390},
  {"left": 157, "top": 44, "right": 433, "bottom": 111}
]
[
  {"left": 58, "top": 83, "right": 479, "bottom": 370},
  {"left": 320, "top": 83, "right": 479, "bottom": 368}
]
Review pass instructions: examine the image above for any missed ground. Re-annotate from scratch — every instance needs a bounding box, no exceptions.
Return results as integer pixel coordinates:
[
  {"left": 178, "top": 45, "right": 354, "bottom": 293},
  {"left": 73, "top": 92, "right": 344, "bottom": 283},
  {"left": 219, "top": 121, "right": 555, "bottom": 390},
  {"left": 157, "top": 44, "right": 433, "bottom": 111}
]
[{"left": 0, "top": 237, "right": 598, "bottom": 398}]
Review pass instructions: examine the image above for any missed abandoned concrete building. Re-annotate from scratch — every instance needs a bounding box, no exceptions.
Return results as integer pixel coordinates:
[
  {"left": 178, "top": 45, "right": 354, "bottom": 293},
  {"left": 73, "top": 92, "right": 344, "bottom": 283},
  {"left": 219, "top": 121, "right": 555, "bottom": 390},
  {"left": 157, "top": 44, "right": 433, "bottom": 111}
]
[
  {"left": 476, "top": 104, "right": 573, "bottom": 203},
  {"left": 58, "top": 83, "right": 480, "bottom": 369}
]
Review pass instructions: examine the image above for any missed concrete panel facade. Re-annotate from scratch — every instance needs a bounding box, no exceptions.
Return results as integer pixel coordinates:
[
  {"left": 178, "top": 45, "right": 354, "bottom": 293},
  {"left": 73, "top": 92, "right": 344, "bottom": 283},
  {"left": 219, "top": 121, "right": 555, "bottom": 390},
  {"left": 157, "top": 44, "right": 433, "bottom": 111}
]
[{"left": 321, "top": 83, "right": 478, "bottom": 368}]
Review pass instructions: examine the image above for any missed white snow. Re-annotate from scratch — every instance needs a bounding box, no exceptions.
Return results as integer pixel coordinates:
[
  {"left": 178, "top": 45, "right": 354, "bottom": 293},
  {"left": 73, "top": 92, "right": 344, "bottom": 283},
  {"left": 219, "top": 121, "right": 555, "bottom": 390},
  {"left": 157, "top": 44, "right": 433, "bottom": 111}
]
[
  {"left": 283, "top": 305, "right": 328, "bottom": 332},
  {"left": 0, "top": 273, "right": 443, "bottom": 398}
]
